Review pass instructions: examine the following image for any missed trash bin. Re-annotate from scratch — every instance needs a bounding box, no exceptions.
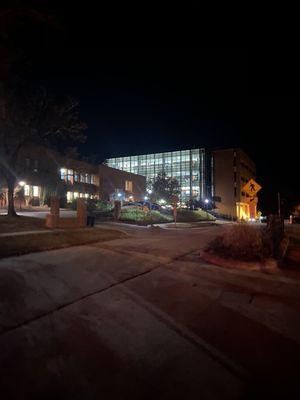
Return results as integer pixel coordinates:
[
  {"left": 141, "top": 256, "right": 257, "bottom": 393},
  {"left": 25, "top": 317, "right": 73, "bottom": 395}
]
[{"left": 87, "top": 215, "right": 95, "bottom": 227}]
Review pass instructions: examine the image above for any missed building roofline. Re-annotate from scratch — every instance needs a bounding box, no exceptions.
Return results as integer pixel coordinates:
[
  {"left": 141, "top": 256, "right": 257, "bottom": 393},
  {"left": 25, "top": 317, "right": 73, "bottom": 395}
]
[{"left": 106, "top": 147, "right": 206, "bottom": 159}]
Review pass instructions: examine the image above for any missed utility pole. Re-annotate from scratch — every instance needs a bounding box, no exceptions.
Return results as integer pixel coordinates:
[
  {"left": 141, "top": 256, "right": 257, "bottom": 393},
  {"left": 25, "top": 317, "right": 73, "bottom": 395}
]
[{"left": 278, "top": 192, "right": 281, "bottom": 218}]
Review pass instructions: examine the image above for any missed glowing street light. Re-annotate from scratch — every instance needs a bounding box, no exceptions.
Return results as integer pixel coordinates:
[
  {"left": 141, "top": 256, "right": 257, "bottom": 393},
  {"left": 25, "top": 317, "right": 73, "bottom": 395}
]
[
  {"left": 19, "top": 181, "right": 26, "bottom": 187},
  {"left": 204, "top": 198, "right": 209, "bottom": 204},
  {"left": 144, "top": 196, "right": 148, "bottom": 201}
]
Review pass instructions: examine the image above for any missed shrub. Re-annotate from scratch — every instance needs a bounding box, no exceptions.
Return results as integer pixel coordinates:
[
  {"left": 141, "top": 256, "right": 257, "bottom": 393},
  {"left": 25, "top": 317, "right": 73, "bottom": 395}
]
[
  {"left": 120, "top": 207, "right": 172, "bottom": 224},
  {"left": 176, "top": 209, "right": 216, "bottom": 222},
  {"left": 95, "top": 200, "right": 113, "bottom": 212},
  {"left": 207, "top": 224, "right": 272, "bottom": 261}
]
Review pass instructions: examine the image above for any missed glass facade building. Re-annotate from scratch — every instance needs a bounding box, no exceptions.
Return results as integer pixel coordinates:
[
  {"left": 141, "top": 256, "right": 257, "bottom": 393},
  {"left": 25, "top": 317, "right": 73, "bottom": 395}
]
[{"left": 107, "top": 148, "right": 213, "bottom": 202}]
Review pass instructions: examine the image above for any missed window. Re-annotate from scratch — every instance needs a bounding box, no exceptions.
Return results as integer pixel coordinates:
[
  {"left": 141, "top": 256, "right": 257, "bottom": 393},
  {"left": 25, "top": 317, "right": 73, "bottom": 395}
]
[
  {"left": 85, "top": 173, "right": 91, "bottom": 184},
  {"left": 67, "top": 191, "right": 73, "bottom": 203},
  {"left": 74, "top": 172, "right": 79, "bottom": 182},
  {"left": 125, "top": 180, "right": 133, "bottom": 192},
  {"left": 24, "top": 185, "right": 30, "bottom": 196},
  {"left": 25, "top": 158, "right": 30, "bottom": 167},
  {"left": 213, "top": 196, "right": 222, "bottom": 203},
  {"left": 60, "top": 168, "right": 67, "bottom": 181},
  {"left": 33, "top": 186, "right": 39, "bottom": 197},
  {"left": 91, "top": 175, "right": 98, "bottom": 185},
  {"left": 67, "top": 169, "right": 74, "bottom": 183}
]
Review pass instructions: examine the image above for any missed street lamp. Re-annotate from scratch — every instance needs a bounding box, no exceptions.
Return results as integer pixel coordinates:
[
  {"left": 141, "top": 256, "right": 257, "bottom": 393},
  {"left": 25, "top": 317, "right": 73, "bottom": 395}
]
[{"left": 18, "top": 181, "right": 26, "bottom": 211}]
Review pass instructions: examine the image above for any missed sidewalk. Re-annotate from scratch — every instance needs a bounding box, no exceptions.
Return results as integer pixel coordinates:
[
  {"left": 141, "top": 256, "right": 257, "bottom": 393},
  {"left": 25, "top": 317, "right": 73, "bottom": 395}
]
[{"left": 0, "top": 229, "right": 57, "bottom": 238}]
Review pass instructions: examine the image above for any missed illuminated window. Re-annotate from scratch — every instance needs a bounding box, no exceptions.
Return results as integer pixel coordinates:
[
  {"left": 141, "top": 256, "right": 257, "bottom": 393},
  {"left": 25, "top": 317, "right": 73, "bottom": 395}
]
[
  {"left": 125, "top": 180, "right": 133, "bottom": 192},
  {"left": 67, "top": 169, "right": 74, "bottom": 183},
  {"left": 85, "top": 193, "right": 89, "bottom": 198},
  {"left": 85, "top": 173, "right": 91, "bottom": 184},
  {"left": 24, "top": 185, "right": 30, "bottom": 196},
  {"left": 60, "top": 168, "right": 67, "bottom": 181},
  {"left": 74, "top": 172, "right": 79, "bottom": 182},
  {"left": 91, "top": 175, "right": 98, "bottom": 185},
  {"left": 33, "top": 186, "right": 39, "bottom": 197},
  {"left": 67, "top": 191, "right": 73, "bottom": 203},
  {"left": 74, "top": 192, "right": 79, "bottom": 199}
]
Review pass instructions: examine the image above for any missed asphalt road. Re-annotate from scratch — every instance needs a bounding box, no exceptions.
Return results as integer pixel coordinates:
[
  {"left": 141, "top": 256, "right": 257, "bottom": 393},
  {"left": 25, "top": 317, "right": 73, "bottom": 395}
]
[{"left": 1, "top": 223, "right": 300, "bottom": 399}]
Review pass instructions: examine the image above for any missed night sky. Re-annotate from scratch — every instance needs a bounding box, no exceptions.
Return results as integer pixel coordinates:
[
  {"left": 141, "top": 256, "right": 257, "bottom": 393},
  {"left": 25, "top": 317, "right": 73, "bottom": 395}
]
[{"left": 3, "top": 3, "right": 300, "bottom": 215}]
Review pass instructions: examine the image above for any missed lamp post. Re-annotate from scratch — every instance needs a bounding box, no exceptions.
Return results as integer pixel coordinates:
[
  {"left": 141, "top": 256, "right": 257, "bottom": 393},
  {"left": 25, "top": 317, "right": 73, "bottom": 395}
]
[
  {"left": 18, "top": 181, "right": 26, "bottom": 211},
  {"left": 145, "top": 192, "right": 152, "bottom": 225}
]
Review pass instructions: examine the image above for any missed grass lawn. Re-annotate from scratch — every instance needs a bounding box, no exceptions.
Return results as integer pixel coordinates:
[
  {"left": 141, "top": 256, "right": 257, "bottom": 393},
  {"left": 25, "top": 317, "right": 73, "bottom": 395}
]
[
  {"left": 0, "top": 228, "right": 126, "bottom": 259},
  {"left": 0, "top": 215, "right": 45, "bottom": 233}
]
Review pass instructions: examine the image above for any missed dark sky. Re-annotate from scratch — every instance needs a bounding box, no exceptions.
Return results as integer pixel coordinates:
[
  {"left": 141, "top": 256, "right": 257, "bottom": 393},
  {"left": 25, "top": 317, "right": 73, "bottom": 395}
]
[{"left": 4, "top": 3, "right": 300, "bottom": 214}]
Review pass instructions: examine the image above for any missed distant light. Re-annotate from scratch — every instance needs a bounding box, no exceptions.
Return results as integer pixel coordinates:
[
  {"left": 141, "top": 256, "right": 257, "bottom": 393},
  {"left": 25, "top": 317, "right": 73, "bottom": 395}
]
[
  {"left": 117, "top": 193, "right": 122, "bottom": 197},
  {"left": 147, "top": 189, "right": 152, "bottom": 194},
  {"left": 19, "top": 181, "right": 26, "bottom": 187},
  {"left": 144, "top": 196, "right": 148, "bottom": 201},
  {"left": 204, "top": 199, "right": 209, "bottom": 204}
]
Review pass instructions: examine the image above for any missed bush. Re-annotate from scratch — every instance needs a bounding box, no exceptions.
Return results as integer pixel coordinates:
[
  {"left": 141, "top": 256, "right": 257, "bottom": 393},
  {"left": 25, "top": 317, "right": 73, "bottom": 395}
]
[
  {"left": 120, "top": 207, "right": 172, "bottom": 224},
  {"left": 95, "top": 200, "right": 113, "bottom": 212},
  {"left": 207, "top": 224, "right": 272, "bottom": 261},
  {"left": 176, "top": 209, "right": 216, "bottom": 222}
]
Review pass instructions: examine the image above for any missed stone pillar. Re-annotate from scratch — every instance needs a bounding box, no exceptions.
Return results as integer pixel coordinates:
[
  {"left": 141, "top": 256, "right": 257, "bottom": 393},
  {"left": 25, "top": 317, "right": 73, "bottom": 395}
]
[
  {"left": 77, "top": 198, "right": 87, "bottom": 227},
  {"left": 45, "top": 196, "right": 60, "bottom": 228},
  {"left": 114, "top": 200, "right": 121, "bottom": 220}
]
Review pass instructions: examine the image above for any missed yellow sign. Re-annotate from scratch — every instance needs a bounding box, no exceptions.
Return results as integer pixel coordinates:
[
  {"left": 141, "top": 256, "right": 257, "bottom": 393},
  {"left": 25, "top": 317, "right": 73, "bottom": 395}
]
[
  {"left": 245, "top": 196, "right": 258, "bottom": 205},
  {"left": 243, "top": 179, "right": 262, "bottom": 197}
]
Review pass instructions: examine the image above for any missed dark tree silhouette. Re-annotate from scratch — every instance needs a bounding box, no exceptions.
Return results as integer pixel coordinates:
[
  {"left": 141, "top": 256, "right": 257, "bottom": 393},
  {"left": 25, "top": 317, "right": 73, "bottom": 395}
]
[{"left": 0, "top": 81, "right": 86, "bottom": 215}]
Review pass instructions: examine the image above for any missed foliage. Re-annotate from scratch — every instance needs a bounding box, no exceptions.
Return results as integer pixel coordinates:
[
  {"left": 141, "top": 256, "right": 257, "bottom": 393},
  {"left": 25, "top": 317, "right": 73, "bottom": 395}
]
[
  {"left": 176, "top": 209, "right": 216, "bottom": 222},
  {"left": 120, "top": 207, "right": 172, "bottom": 224},
  {"left": 95, "top": 200, "right": 113, "bottom": 212},
  {"left": 207, "top": 224, "right": 273, "bottom": 261},
  {"left": 186, "top": 198, "right": 214, "bottom": 211},
  {"left": 0, "top": 80, "right": 86, "bottom": 215},
  {"left": 150, "top": 171, "right": 180, "bottom": 203}
]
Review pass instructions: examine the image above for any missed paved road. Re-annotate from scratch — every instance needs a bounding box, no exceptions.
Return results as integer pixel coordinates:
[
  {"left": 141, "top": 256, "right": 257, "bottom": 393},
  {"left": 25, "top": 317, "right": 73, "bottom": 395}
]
[{"left": 1, "top": 224, "right": 300, "bottom": 399}]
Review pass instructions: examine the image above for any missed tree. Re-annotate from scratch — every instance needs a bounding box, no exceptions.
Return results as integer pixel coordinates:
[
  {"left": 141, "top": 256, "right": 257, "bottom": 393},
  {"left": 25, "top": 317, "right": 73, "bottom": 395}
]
[
  {"left": 151, "top": 171, "right": 180, "bottom": 203},
  {"left": 0, "top": 81, "right": 86, "bottom": 216}
]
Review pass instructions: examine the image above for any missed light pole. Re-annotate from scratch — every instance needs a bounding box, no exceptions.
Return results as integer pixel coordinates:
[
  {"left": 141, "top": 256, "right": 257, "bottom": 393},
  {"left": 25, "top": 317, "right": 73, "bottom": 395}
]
[{"left": 18, "top": 181, "right": 26, "bottom": 211}]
